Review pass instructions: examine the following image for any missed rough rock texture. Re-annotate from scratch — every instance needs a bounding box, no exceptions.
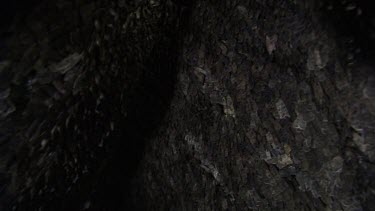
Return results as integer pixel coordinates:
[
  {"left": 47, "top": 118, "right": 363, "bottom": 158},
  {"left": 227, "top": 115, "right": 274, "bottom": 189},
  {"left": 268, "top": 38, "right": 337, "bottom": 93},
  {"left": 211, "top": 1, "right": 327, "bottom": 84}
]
[
  {"left": 132, "top": 1, "right": 375, "bottom": 210},
  {"left": 0, "top": 0, "right": 374, "bottom": 210},
  {"left": 0, "top": 0, "right": 185, "bottom": 210}
]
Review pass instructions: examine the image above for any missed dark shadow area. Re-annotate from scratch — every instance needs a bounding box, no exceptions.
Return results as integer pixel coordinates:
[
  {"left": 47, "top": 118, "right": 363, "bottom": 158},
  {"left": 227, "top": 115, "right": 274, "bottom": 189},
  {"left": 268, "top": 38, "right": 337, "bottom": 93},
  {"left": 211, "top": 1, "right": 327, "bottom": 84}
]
[
  {"left": 0, "top": 0, "right": 39, "bottom": 56},
  {"left": 319, "top": 0, "right": 375, "bottom": 61},
  {"left": 92, "top": 33, "right": 182, "bottom": 211},
  {"left": 92, "top": 5, "right": 195, "bottom": 210},
  {"left": 1, "top": 1, "right": 195, "bottom": 210},
  {"left": 0, "top": 0, "right": 37, "bottom": 29},
  {"left": 0, "top": 0, "right": 191, "bottom": 211}
]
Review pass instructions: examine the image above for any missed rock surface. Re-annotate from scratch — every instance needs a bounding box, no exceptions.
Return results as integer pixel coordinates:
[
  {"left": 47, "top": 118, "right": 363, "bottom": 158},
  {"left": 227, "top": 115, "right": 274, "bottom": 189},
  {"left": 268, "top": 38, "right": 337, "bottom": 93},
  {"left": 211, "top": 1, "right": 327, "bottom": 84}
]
[{"left": 0, "top": 0, "right": 374, "bottom": 210}]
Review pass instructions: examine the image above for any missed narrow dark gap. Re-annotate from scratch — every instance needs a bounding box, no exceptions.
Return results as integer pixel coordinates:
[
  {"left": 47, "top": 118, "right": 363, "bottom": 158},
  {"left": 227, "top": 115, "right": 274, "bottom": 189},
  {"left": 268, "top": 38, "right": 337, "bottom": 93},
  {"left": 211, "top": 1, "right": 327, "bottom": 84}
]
[
  {"left": 92, "top": 36, "right": 182, "bottom": 211},
  {"left": 92, "top": 5, "right": 195, "bottom": 210}
]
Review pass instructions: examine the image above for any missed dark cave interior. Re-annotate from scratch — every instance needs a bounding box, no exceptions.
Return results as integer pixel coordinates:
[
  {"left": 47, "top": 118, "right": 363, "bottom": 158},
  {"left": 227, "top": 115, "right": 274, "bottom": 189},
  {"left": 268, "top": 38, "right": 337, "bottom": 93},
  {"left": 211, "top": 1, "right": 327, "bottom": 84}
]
[{"left": 1, "top": 0, "right": 375, "bottom": 210}]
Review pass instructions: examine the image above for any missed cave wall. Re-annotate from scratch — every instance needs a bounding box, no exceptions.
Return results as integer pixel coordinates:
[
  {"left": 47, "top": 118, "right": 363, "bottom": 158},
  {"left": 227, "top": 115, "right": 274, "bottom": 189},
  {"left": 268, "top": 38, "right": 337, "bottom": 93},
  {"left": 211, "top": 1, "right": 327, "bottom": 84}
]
[
  {"left": 0, "top": 0, "right": 374, "bottom": 210},
  {"left": 1, "top": 0, "right": 184, "bottom": 210},
  {"left": 131, "top": 0, "right": 375, "bottom": 210}
]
